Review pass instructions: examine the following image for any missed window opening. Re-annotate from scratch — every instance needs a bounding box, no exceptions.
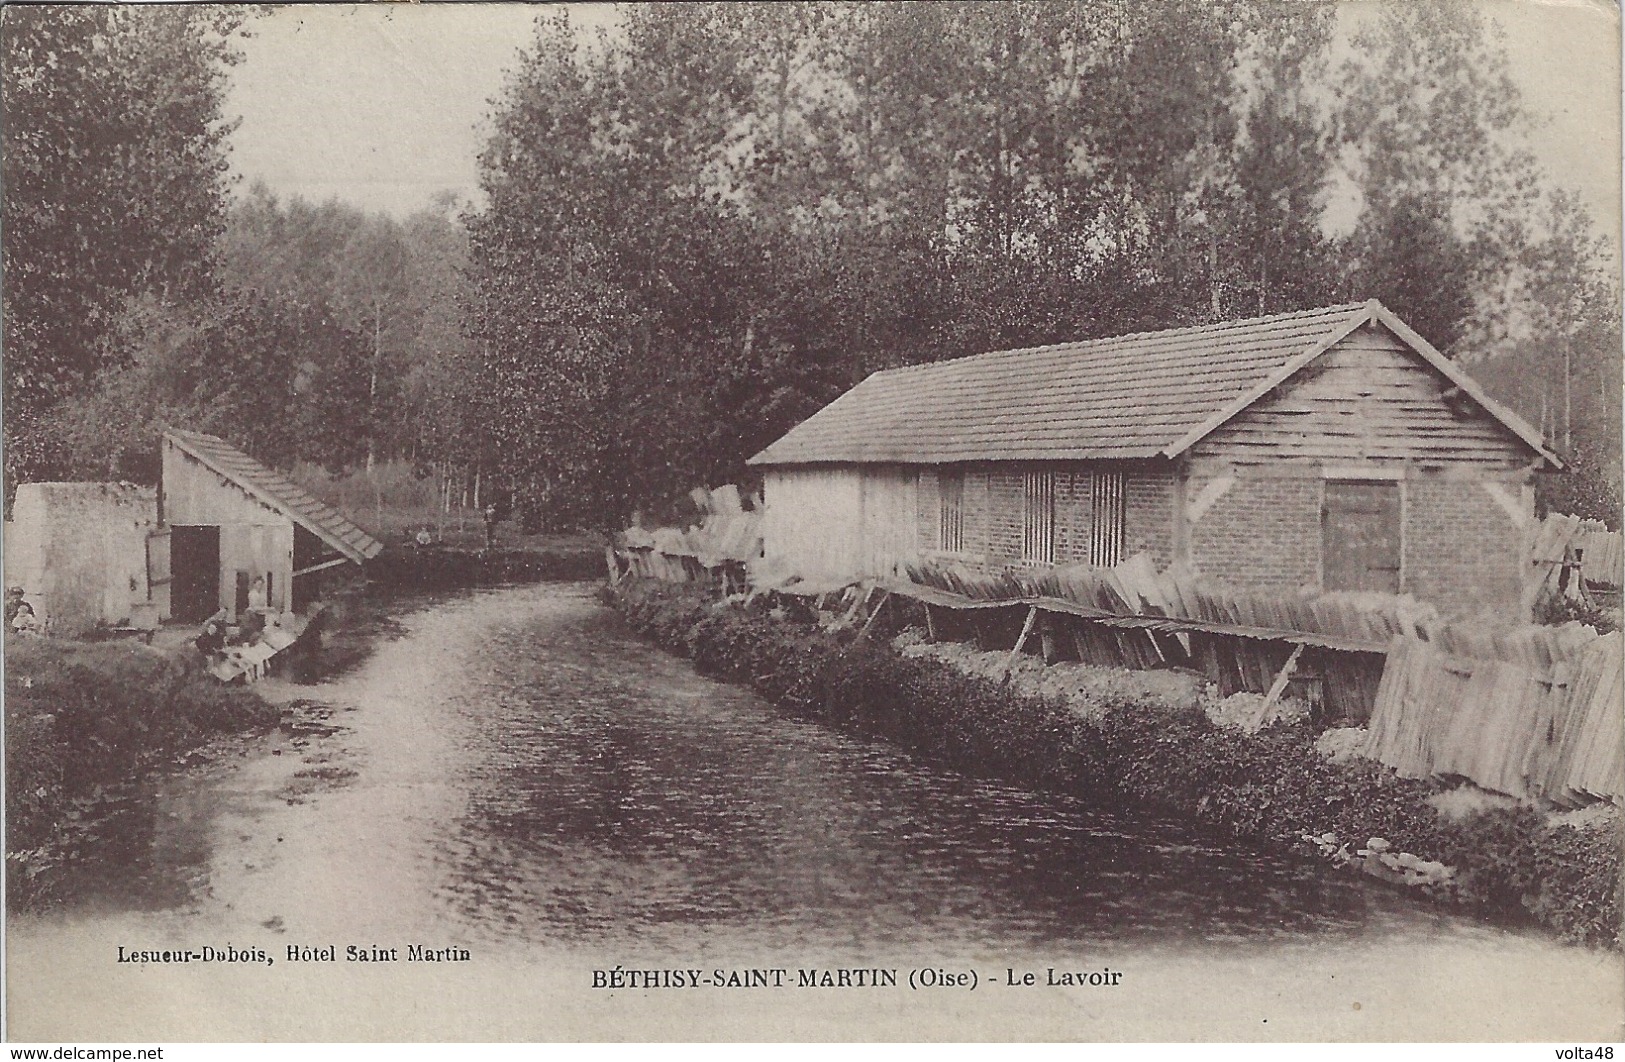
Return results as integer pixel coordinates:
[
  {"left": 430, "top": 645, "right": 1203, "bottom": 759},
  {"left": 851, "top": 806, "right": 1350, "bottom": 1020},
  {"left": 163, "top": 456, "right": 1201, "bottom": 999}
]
[
  {"left": 1022, "top": 470, "right": 1055, "bottom": 563},
  {"left": 1090, "top": 471, "right": 1125, "bottom": 568},
  {"left": 939, "top": 469, "right": 964, "bottom": 552}
]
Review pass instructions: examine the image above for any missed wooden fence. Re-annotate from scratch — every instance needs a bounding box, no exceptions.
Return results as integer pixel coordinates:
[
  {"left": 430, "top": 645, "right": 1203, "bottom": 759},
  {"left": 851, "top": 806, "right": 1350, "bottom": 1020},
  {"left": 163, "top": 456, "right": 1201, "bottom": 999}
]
[
  {"left": 882, "top": 555, "right": 1420, "bottom": 722},
  {"left": 611, "top": 485, "right": 763, "bottom": 592},
  {"left": 888, "top": 555, "right": 1622, "bottom": 791},
  {"left": 740, "top": 549, "right": 1624, "bottom": 806},
  {"left": 1528, "top": 512, "right": 1622, "bottom": 597},
  {"left": 1363, "top": 631, "right": 1622, "bottom": 805}
]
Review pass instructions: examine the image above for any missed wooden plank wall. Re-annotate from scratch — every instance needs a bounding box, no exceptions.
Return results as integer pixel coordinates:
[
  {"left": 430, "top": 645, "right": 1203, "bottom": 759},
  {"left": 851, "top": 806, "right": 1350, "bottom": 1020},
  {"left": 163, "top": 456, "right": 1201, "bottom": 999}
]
[
  {"left": 1363, "top": 632, "right": 1622, "bottom": 805},
  {"left": 163, "top": 441, "right": 291, "bottom": 527},
  {"left": 163, "top": 443, "right": 296, "bottom": 616},
  {"left": 218, "top": 522, "right": 295, "bottom": 614},
  {"left": 1193, "top": 323, "right": 1530, "bottom": 466},
  {"left": 762, "top": 467, "right": 919, "bottom": 582}
]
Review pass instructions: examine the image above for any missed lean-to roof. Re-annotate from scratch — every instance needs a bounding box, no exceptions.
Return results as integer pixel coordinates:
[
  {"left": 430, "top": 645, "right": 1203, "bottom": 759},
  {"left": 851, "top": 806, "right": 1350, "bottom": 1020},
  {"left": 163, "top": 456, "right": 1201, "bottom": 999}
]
[{"left": 165, "top": 430, "right": 385, "bottom": 563}]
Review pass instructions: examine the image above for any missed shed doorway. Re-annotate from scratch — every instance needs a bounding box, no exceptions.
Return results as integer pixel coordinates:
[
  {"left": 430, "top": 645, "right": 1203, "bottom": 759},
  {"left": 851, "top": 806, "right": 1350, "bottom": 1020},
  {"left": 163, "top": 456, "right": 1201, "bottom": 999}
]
[
  {"left": 1322, "top": 481, "right": 1401, "bottom": 593},
  {"left": 170, "top": 525, "right": 221, "bottom": 621}
]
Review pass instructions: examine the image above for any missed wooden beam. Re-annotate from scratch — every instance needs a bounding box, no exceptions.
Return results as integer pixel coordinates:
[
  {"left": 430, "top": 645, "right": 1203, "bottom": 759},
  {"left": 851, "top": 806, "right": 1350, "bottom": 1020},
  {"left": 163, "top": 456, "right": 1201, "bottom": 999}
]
[
  {"left": 1005, "top": 606, "right": 1040, "bottom": 676},
  {"left": 1172, "top": 463, "right": 1191, "bottom": 565},
  {"left": 1260, "top": 643, "right": 1305, "bottom": 721},
  {"left": 853, "top": 590, "right": 892, "bottom": 644},
  {"left": 292, "top": 557, "right": 352, "bottom": 578},
  {"left": 839, "top": 586, "right": 874, "bottom": 629}
]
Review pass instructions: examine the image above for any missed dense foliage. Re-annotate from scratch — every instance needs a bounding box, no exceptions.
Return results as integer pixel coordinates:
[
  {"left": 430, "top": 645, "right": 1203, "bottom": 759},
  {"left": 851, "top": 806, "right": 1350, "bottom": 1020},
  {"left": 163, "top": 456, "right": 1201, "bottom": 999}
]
[
  {"left": 472, "top": 1, "right": 1620, "bottom": 530},
  {"left": 1, "top": 5, "right": 248, "bottom": 487},
  {"left": 612, "top": 578, "right": 1623, "bottom": 946},
  {"left": 48, "top": 189, "right": 485, "bottom": 485},
  {"left": 4, "top": 3, "right": 1618, "bottom": 529}
]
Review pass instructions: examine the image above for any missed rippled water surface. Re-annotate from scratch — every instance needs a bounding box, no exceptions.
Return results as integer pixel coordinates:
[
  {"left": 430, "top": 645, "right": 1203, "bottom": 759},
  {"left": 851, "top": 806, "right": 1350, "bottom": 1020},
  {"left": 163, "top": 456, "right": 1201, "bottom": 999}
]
[
  {"left": 426, "top": 589, "right": 1450, "bottom": 953},
  {"left": 9, "top": 583, "right": 1620, "bottom": 1041}
]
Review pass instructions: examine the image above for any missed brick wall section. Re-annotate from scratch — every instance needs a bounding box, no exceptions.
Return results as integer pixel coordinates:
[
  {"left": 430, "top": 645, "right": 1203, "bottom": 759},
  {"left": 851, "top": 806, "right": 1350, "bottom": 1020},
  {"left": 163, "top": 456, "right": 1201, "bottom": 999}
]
[
  {"left": 1052, "top": 470, "right": 1093, "bottom": 563},
  {"left": 975, "top": 464, "right": 1172, "bottom": 568},
  {"left": 1188, "top": 475, "right": 1323, "bottom": 594},
  {"left": 1405, "top": 476, "right": 1524, "bottom": 617},
  {"left": 915, "top": 468, "right": 938, "bottom": 547},
  {"left": 911, "top": 460, "right": 1523, "bottom": 616},
  {"left": 985, "top": 469, "right": 1025, "bottom": 562},
  {"left": 963, "top": 468, "right": 992, "bottom": 558},
  {"left": 1126, "top": 469, "right": 1175, "bottom": 568}
]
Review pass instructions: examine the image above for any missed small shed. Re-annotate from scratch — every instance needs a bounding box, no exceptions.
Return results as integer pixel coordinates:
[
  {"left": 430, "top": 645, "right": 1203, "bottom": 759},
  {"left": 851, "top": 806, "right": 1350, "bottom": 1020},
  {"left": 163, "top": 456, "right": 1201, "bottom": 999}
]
[
  {"left": 747, "top": 300, "right": 1560, "bottom": 619},
  {"left": 160, "top": 430, "right": 383, "bottom": 622},
  {"left": 5, "top": 482, "right": 161, "bottom": 635}
]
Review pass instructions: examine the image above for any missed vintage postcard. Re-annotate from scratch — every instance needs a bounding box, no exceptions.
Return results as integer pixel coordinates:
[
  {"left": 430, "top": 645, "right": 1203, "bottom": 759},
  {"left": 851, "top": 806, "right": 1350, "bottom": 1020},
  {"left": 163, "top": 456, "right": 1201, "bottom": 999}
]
[{"left": 3, "top": 0, "right": 1622, "bottom": 1045}]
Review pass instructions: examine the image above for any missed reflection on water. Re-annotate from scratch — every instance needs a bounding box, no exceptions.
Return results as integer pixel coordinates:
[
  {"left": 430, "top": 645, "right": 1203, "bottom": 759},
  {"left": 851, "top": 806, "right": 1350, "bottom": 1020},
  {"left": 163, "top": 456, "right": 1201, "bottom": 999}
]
[
  {"left": 306, "top": 584, "right": 1466, "bottom": 955},
  {"left": 12, "top": 583, "right": 1620, "bottom": 1042}
]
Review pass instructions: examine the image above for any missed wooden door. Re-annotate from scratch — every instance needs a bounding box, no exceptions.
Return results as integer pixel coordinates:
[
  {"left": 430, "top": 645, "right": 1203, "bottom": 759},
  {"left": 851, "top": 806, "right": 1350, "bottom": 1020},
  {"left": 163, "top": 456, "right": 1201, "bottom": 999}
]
[{"left": 1322, "top": 481, "right": 1401, "bottom": 593}]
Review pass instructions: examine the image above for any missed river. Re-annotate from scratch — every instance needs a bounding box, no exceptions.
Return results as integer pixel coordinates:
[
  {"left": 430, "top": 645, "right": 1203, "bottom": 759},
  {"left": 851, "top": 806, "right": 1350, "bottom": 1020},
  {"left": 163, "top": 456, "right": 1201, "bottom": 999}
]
[{"left": 7, "top": 584, "right": 1621, "bottom": 1040}]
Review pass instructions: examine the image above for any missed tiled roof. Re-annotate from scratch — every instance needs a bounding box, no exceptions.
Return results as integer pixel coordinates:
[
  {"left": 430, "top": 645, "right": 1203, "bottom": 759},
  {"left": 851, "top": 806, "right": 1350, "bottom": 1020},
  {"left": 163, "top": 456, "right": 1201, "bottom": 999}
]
[
  {"left": 747, "top": 300, "right": 1555, "bottom": 467},
  {"left": 164, "top": 430, "right": 385, "bottom": 562}
]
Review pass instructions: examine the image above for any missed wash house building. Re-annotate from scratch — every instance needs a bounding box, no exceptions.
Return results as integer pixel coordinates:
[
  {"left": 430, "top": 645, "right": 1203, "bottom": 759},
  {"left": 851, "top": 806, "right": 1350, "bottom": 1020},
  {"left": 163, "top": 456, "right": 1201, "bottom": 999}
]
[
  {"left": 160, "top": 430, "right": 383, "bottom": 621},
  {"left": 5, "top": 430, "right": 383, "bottom": 634},
  {"left": 747, "top": 301, "right": 1560, "bottom": 618}
]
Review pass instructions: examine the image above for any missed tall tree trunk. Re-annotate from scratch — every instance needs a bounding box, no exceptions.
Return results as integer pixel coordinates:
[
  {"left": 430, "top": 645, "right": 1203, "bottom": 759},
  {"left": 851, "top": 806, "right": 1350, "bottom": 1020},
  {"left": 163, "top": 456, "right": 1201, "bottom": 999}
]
[{"left": 367, "top": 303, "right": 381, "bottom": 474}]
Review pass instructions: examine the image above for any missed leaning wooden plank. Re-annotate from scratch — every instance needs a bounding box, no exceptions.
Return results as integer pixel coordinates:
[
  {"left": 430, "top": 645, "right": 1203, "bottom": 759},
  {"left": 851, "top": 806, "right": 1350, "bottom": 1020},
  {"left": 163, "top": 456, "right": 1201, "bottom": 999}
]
[
  {"left": 853, "top": 590, "right": 893, "bottom": 645},
  {"left": 838, "top": 585, "right": 874, "bottom": 629},
  {"left": 1259, "top": 643, "right": 1305, "bottom": 722},
  {"left": 1004, "top": 606, "right": 1040, "bottom": 676}
]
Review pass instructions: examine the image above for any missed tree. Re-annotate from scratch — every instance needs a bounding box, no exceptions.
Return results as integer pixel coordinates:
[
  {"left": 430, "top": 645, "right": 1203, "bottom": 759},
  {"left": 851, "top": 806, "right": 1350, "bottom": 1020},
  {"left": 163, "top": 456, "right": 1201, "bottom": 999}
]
[
  {"left": 470, "top": 7, "right": 760, "bottom": 529},
  {"left": 332, "top": 215, "right": 416, "bottom": 470},
  {"left": 1, "top": 5, "right": 249, "bottom": 487},
  {"left": 468, "top": 0, "right": 1616, "bottom": 533},
  {"left": 219, "top": 185, "right": 484, "bottom": 475},
  {"left": 1335, "top": 0, "right": 1542, "bottom": 352},
  {"left": 52, "top": 290, "right": 373, "bottom": 483}
]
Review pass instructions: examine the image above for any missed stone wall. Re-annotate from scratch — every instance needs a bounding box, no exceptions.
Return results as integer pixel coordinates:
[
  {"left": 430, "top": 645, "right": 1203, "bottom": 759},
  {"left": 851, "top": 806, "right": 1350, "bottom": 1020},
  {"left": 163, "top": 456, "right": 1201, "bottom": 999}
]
[{"left": 7, "top": 483, "right": 159, "bottom": 634}]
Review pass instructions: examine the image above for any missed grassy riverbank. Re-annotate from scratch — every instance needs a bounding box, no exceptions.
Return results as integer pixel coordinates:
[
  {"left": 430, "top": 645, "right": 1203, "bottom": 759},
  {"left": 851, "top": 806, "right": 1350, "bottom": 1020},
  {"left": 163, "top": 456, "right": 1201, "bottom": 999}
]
[
  {"left": 5, "top": 639, "right": 280, "bottom": 910},
  {"left": 608, "top": 577, "right": 1622, "bottom": 947}
]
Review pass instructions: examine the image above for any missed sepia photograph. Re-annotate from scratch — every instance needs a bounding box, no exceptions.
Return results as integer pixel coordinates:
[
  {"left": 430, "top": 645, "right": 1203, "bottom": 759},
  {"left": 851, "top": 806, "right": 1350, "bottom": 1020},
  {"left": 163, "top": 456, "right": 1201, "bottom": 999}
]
[{"left": 2, "top": 0, "right": 1622, "bottom": 1045}]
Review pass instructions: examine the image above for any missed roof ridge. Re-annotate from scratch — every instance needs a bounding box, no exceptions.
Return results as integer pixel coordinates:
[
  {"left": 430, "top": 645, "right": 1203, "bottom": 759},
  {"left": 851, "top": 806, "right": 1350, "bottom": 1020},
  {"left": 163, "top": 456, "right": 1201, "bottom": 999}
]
[{"left": 868, "top": 302, "right": 1369, "bottom": 380}]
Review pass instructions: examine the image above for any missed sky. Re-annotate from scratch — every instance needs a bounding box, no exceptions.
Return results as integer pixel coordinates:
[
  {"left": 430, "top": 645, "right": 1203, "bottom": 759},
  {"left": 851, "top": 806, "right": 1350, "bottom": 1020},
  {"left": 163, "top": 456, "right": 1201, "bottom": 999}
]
[{"left": 225, "top": 1, "right": 1622, "bottom": 257}]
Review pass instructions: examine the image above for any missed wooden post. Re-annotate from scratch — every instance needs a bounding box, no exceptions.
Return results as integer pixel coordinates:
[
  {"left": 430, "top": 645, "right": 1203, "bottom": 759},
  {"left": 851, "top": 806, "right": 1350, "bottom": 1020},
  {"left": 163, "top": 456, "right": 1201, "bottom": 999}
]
[
  {"left": 840, "top": 586, "right": 873, "bottom": 629},
  {"left": 854, "top": 590, "right": 892, "bottom": 644},
  {"left": 924, "top": 603, "right": 938, "bottom": 643},
  {"left": 1005, "top": 605, "right": 1040, "bottom": 676},
  {"left": 1260, "top": 642, "right": 1305, "bottom": 723},
  {"left": 1172, "top": 461, "right": 1191, "bottom": 566}
]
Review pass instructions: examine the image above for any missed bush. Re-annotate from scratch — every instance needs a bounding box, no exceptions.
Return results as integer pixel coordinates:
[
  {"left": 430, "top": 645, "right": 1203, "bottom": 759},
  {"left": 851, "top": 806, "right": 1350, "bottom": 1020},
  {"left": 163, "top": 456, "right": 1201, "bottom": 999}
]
[
  {"left": 1534, "top": 594, "right": 1622, "bottom": 635},
  {"left": 608, "top": 577, "right": 1623, "bottom": 947},
  {"left": 5, "top": 639, "right": 279, "bottom": 909}
]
